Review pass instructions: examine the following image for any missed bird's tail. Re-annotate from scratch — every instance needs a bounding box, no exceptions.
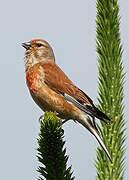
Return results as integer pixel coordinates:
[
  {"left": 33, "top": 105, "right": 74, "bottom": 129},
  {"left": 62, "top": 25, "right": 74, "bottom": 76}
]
[
  {"left": 93, "top": 106, "right": 111, "bottom": 123},
  {"left": 77, "top": 115, "right": 112, "bottom": 162}
]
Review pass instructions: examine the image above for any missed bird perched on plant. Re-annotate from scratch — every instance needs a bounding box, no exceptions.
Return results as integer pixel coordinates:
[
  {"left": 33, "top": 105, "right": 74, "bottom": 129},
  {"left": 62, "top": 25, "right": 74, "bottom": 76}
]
[{"left": 22, "top": 38, "right": 112, "bottom": 162}]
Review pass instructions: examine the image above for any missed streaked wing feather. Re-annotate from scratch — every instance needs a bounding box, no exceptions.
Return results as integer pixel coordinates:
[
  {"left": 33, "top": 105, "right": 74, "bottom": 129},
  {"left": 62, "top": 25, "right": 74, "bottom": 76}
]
[
  {"left": 61, "top": 92, "right": 94, "bottom": 117},
  {"left": 42, "top": 62, "right": 92, "bottom": 105},
  {"left": 56, "top": 91, "right": 109, "bottom": 124},
  {"left": 42, "top": 62, "right": 110, "bottom": 122}
]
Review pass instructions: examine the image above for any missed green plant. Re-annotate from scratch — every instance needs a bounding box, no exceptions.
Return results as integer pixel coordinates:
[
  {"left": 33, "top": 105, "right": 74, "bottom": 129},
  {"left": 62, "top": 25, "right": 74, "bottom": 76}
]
[
  {"left": 95, "top": 0, "right": 126, "bottom": 179},
  {"left": 37, "top": 112, "right": 74, "bottom": 180}
]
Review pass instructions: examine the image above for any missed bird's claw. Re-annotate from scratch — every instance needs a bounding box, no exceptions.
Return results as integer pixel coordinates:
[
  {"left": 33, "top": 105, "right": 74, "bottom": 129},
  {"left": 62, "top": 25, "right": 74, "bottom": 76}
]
[{"left": 39, "top": 114, "right": 45, "bottom": 122}]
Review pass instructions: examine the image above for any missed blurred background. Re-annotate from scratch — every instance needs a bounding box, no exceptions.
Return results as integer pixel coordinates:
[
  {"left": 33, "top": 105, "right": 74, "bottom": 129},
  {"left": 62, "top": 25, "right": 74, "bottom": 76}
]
[{"left": 0, "top": 0, "right": 128, "bottom": 179}]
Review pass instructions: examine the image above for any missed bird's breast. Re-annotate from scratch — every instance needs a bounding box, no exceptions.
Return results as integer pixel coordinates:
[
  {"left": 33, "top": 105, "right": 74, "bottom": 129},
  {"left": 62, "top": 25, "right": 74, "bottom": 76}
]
[
  {"left": 25, "top": 64, "right": 85, "bottom": 120},
  {"left": 26, "top": 64, "right": 44, "bottom": 92}
]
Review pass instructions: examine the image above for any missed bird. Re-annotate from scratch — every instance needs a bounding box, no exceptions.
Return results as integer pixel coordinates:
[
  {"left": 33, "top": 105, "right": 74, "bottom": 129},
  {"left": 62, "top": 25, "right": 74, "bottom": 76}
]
[{"left": 22, "top": 38, "right": 112, "bottom": 162}]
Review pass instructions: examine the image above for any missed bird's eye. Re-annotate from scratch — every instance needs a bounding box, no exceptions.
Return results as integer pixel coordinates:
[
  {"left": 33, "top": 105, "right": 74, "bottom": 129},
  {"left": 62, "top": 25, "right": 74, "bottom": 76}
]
[{"left": 37, "top": 43, "right": 42, "bottom": 47}]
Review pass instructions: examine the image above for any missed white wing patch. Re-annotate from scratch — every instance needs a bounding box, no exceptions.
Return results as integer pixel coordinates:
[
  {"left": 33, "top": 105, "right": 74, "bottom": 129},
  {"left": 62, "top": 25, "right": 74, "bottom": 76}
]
[{"left": 62, "top": 93, "right": 94, "bottom": 117}]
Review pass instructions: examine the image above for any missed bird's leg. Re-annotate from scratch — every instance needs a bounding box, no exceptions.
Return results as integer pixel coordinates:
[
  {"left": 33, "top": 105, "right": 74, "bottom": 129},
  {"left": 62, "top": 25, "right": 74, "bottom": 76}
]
[
  {"left": 55, "top": 112, "right": 69, "bottom": 125},
  {"left": 53, "top": 111, "right": 63, "bottom": 125},
  {"left": 39, "top": 113, "right": 45, "bottom": 122},
  {"left": 54, "top": 112, "right": 69, "bottom": 125},
  {"left": 55, "top": 111, "right": 60, "bottom": 117},
  {"left": 39, "top": 112, "right": 60, "bottom": 122},
  {"left": 39, "top": 112, "right": 72, "bottom": 125}
]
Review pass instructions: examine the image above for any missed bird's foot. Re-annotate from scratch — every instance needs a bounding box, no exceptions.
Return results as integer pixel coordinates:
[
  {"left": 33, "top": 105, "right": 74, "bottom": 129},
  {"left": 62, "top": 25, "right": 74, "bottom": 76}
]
[{"left": 39, "top": 114, "right": 45, "bottom": 122}]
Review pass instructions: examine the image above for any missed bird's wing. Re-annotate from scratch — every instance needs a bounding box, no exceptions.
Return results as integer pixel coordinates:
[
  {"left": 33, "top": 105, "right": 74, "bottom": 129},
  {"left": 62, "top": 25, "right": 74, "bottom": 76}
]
[
  {"left": 42, "top": 62, "right": 93, "bottom": 104},
  {"left": 42, "top": 62, "right": 110, "bottom": 122}
]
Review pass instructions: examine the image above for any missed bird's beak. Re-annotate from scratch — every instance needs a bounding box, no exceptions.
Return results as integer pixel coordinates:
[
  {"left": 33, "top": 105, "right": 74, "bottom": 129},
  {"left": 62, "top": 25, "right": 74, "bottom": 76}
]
[{"left": 22, "top": 42, "right": 31, "bottom": 50}]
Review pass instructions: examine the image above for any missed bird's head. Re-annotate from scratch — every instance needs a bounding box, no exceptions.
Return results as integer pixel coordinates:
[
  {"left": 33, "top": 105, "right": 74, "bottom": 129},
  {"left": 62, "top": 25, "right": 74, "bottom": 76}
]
[{"left": 22, "top": 39, "right": 55, "bottom": 71}]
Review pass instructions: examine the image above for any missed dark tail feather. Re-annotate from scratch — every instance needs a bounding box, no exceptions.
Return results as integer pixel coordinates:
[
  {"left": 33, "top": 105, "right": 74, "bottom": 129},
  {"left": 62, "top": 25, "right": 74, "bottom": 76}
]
[{"left": 94, "top": 107, "right": 111, "bottom": 123}]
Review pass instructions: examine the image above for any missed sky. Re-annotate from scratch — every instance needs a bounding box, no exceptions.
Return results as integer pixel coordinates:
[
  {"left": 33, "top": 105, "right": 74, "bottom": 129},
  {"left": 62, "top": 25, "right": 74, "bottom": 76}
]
[{"left": 0, "top": 0, "right": 128, "bottom": 180}]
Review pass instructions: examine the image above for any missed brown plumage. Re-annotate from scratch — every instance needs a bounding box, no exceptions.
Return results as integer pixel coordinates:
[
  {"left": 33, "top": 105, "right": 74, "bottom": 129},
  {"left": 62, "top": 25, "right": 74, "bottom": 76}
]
[{"left": 22, "top": 39, "right": 112, "bottom": 162}]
